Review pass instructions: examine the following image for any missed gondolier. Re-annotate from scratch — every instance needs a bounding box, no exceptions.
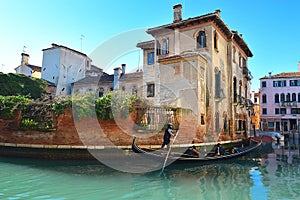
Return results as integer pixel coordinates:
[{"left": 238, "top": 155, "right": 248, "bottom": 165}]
[{"left": 161, "top": 123, "right": 177, "bottom": 149}]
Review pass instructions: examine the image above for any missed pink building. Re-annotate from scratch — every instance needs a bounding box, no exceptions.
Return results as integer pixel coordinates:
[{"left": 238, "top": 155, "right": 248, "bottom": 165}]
[{"left": 260, "top": 63, "right": 300, "bottom": 132}]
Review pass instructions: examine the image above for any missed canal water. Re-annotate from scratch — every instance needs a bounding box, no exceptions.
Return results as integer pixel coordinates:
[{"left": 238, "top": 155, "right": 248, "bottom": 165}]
[{"left": 1, "top": 141, "right": 300, "bottom": 200}]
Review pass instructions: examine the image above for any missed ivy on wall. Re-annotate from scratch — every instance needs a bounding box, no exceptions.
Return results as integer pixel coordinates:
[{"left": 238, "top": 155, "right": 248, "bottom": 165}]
[{"left": 0, "top": 91, "right": 148, "bottom": 130}]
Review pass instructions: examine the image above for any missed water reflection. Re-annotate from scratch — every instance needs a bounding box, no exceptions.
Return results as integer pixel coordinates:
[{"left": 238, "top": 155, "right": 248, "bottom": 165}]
[
  {"left": 1, "top": 140, "right": 300, "bottom": 199},
  {"left": 249, "top": 167, "right": 268, "bottom": 200}
]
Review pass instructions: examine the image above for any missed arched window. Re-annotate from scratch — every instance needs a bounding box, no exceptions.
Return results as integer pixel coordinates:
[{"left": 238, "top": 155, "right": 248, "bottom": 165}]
[
  {"left": 292, "top": 93, "right": 296, "bottom": 101},
  {"left": 161, "top": 38, "right": 169, "bottom": 55},
  {"left": 286, "top": 93, "right": 290, "bottom": 102},
  {"left": 214, "top": 30, "right": 218, "bottom": 49},
  {"left": 280, "top": 93, "right": 285, "bottom": 102},
  {"left": 196, "top": 31, "right": 206, "bottom": 48},
  {"left": 274, "top": 93, "right": 279, "bottom": 103}
]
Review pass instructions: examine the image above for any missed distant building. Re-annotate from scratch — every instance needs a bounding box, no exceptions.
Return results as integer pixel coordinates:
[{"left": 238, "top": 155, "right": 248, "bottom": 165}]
[
  {"left": 15, "top": 53, "right": 41, "bottom": 78},
  {"left": 260, "top": 64, "right": 300, "bottom": 132},
  {"left": 41, "top": 43, "right": 94, "bottom": 97},
  {"left": 250, "top": 91, "right": 260, "bottom": 130},
  {"left": 137, "top": 4, "right": 253, "bottom": 140},
  {"left": 72, "top": 64, "right": 143, "bottom": 98}
]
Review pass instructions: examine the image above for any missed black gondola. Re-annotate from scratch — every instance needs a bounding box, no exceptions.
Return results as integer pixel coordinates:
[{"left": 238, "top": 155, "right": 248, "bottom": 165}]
[{"left": 132, "top": 137, "right": 262, "bottom": 162}]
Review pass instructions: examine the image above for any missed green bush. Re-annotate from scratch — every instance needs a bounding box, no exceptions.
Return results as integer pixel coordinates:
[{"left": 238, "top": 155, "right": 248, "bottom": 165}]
[
  {"left": 0, "top": 73, "right": 47, "bottom": 99},
  {"left": 0, "top": 95, "right": 32, "bottom": 117}
]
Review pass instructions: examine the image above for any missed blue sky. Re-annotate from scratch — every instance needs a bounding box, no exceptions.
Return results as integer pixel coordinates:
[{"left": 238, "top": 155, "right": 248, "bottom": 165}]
[{"left": 0, "top": 0, "right": 299, "bottom": 91}]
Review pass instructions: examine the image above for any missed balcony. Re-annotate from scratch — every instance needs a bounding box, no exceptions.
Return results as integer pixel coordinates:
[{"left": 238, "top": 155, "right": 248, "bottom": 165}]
[
  {"left": 234, "top": 95, "right": 254, "bottom": 111},
  {"left": 280, "top": 101, "right": 298, "bottom": 107},
  {"left": 242, "top": 67, "right": 253, "bottom": 80}
]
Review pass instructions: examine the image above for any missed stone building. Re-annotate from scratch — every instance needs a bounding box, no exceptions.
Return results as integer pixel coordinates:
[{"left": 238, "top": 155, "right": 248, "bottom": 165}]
[
  {"left": 137, "top": 4, "right": 253, "bottom": 141},
  {"left": 259, "top": 64, "right": 300, "bottom": 132}
]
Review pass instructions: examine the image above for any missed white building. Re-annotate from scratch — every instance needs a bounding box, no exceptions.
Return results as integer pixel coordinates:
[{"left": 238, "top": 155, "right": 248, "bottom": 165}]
[
  {"left": 15, "top": 53, "right": 41, "bottom": 78},
  {"left": 41, "top": 43, "right": 92, "bottom": 97}
]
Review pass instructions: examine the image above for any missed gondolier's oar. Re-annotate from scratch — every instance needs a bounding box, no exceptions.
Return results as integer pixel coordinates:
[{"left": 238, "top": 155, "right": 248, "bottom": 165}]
[{"left": 161, "top": 130, "right": 179, "bottom": 172}]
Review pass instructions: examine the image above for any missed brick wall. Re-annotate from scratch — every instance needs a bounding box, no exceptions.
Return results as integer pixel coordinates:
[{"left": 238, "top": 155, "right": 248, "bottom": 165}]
[{"left": 0, "top": 108, "right": 235, "bottom": 146}]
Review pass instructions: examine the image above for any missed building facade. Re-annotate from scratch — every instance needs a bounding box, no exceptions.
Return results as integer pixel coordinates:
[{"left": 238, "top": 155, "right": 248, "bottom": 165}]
[
  {"left": 137, "top": 4, "right": 253, "bottom": 141},
  {"left": 260, "top": 68, "right": 300, "bottom": 132}
]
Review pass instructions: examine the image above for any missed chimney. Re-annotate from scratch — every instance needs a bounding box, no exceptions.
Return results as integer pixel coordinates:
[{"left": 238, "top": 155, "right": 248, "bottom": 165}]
[
  {"left": 121, "top": 64, "right": 126, "bottom": 75},
  {"left": 173, "top": 4, "right": 182, "bottom": 23},
  {"left": 21, "top": 53, "right": 29, "bottom": 66},
  {"left": 215, "top": 9, "right": 221, "bottom": 17},
  {"left": 298, "top": 61, "right": 300, "bottom": 72},
  {"left": 268, "top": 72, "right": 272, "bottom": 78},
  {"left": 113, "top": 67, "right": 121, "bottom": 90}
]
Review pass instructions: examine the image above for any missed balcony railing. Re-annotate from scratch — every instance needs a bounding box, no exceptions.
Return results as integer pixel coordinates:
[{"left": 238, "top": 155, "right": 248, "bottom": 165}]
[
  {"left": 280, "top": 101, "right": 298, "bottom": 107},
  {"left": 235, "top": 95, "right": 254, "bottom": 110},
  {"left": 242, "top": 67, "right": 253, "bottom": 80}
]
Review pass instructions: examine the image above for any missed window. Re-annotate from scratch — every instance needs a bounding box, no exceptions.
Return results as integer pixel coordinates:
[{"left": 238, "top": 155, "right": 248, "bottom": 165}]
[
  {"left": 147, "top": 83, "right": 155, "bottom": 97},
  {"left": 232, "top": 46, "right": 236, "bottom": 62},
  {"left": 132, "top": 85, "right": 138, "bottom": 94},
  {"left": 196, "top": 31, "right": 206, "bottom": 48},
  {"left": 262, "top": 94, "right": 267, "bottom": 103},
  {"left": 254, "top": 97, "right": 258, "bottom": 103},
  {"left": 273, "top": 80, "right": 286, "bottom": 87},
  {"left": 161, "top": 38, "right": 169, "bottom": 55},
  {"left": 213, "top": 30, "right": 218, "bottom": 50},
  {"left": 233, "top": 77, "right": 237, "bottom": 103},
  {"left": 290, "top": 80, "right": 299, "bottom": 86},
  {"left": 98, "top": 88, "right": 104, "bottom": 97},
  {"left": 268, "top": 122, "right": 274, "bottom": 128},
  {"left": 280, "top": 108, "right": 286, "bottom": 114},
  {"left": 262, "top": 81, "right": 266, "bottom": 87},
  {"left": 156, "top": 40, "right": 161, "bottom": 55},
  {"left": 274, "top": 94, "right": 279, "bottom": 103},
  {"left": 290, "top": 80, "right": 296, "bottom": 86},
  {"left": 223, "top": 113, "right": 227, "bottom": 131},
  {"left": 292, "top": 93, "right": 296, "bottom": 101},
  {"left": 215, "top": 112, "right": 220, "bottom": 132},
  {"left": 147, "top": 52, "right": 154, "bottom": 65},
  {"left": 298, "top": 93, "right": 300, "bottom": 102},
  {"left": 286, "top": 93, "right": 290, "bottom": 102},
  {"left": 238, "top": 53, "right": 242, "bottom": 67},
  {"left": 242, "top": 57, "right": 247, "bottom": 68},
  {"left": 86, "top": 60, "right": 90, "bottom": 68},
  {"left": 122, "top": 86, "right": 126, "bottom": 91},
  {"left": 215, "top": 70, "right": 221, "bottom": 98},
  {"left": 262, "top": 108, "right": 267, "bottom": 115},
  {"left": 275, "top": 108, "right": 280, "bottom": 114},
  {"left": 201, "top": 114, "right": 205, "bottom": 125},
  {"left": 280, "top": 93, "right": 285, "bottom": 102},
  {"left": 291, "top": 108, "right": 300, "bottom": 114}
]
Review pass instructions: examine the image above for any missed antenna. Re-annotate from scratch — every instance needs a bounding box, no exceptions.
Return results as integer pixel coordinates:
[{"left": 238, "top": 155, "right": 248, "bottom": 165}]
[{"left": 80, "top": 34, "right": 85, "bottom": 52}]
